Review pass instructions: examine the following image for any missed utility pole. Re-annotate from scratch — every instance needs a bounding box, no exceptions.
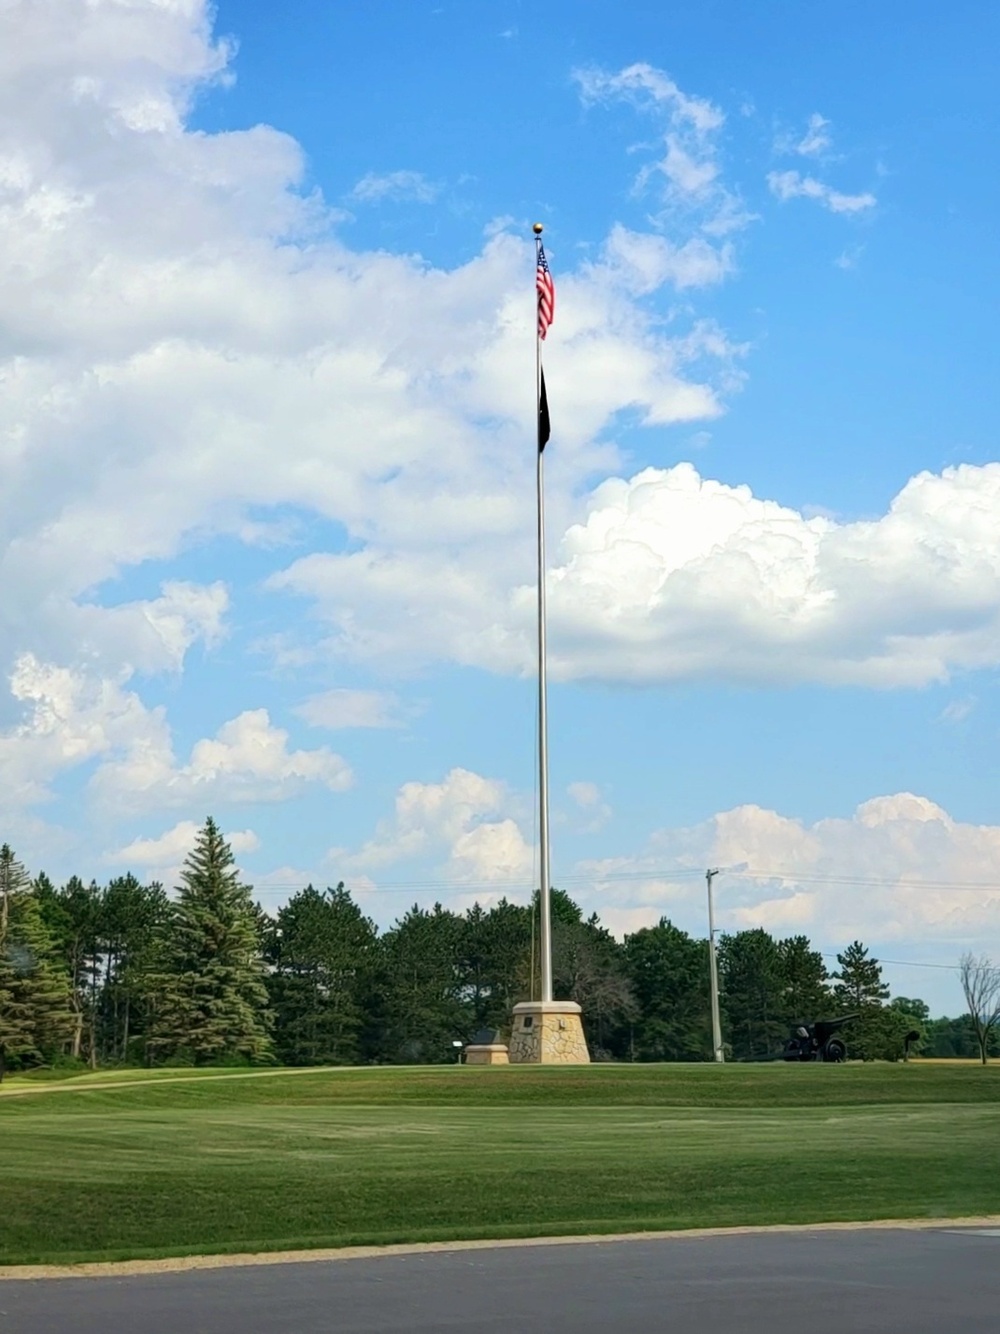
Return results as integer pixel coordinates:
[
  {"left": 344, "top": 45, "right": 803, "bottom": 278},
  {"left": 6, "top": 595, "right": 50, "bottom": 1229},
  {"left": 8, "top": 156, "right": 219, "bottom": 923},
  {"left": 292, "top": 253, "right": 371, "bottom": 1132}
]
[{"left": 706, "top": 868, "right": 724, "bottom": 1063}]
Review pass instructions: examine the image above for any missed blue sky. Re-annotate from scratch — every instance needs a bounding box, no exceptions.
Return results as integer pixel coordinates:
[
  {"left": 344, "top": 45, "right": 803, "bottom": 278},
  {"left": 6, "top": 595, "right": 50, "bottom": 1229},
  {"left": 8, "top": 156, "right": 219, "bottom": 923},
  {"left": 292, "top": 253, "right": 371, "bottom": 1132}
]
[{"left": 3, "top": 0, "right": 1000, "bottom": 1013}]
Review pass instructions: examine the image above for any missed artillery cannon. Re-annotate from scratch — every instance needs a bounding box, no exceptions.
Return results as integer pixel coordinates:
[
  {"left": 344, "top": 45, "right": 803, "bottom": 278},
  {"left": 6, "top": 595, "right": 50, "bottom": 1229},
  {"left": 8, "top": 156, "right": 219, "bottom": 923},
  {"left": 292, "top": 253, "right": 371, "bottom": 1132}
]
[{"left": 782, "top": 1013, "right": 859, "bottom": 1063}]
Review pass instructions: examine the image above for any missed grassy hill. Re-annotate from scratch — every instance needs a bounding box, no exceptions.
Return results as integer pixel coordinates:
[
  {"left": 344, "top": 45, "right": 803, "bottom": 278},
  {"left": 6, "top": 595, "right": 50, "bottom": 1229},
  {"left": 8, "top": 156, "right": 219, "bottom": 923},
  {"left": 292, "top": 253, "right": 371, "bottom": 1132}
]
[{"left": 2, "top": 1062, "right": 998, "bottom": 1265}]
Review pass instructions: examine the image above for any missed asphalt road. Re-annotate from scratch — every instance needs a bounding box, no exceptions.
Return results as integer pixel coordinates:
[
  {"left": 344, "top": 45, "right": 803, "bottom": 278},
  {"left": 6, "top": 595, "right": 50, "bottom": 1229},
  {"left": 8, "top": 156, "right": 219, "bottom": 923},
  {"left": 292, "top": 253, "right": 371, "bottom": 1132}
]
[{"left": 2, "top": 1228, "right": 999, "bottom": 1333}]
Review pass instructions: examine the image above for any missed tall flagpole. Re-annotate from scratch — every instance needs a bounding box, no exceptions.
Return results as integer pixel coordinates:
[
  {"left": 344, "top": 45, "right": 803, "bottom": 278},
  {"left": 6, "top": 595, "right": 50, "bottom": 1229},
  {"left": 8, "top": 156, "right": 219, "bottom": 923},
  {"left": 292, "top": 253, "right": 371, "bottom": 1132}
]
[
  {"left": 533, "top": 222, "right": 553, "bottom": 1005},
  {"left": 503, "top": 227, "right": 586, "bottom": 1064}
]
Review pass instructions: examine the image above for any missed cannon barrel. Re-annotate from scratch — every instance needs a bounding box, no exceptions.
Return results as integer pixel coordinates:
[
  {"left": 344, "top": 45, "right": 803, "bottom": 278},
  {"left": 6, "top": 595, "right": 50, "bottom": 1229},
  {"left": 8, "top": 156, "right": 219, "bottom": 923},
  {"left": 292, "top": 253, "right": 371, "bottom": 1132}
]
[{"left": 812, "top": 1013, "right": 860, "bottom": 1042}]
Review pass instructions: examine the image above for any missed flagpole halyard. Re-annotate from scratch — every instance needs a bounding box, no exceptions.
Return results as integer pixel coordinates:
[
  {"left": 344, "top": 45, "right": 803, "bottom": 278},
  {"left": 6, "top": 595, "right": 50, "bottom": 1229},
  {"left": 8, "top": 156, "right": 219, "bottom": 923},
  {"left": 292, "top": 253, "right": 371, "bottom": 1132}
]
[{"left": 534, "top": 223, "right": 553, "bottom": 1006}]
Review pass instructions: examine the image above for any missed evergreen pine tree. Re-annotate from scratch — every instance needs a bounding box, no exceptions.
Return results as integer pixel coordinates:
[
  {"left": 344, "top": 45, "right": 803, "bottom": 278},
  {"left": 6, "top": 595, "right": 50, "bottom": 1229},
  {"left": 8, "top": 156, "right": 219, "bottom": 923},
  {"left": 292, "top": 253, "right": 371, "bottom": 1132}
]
[
  {"left": 267, "top": 884, "right": 376, "bottom": 1066},
  {"left": 832, "top": 940, "right": 890, "bottom": 1009},
  {"left": 148, "top": 818, "right": 272, "bottom": 1065},
  {"left": 832, "top": 940, "right": 899, "bottom": 1060},
  {"left": 43, "top": 876, "right": 102, "bottom": 1063},
  {"left": 458, "top": 899, "right": 533, "bottom": 1032},
  {"left": 624, "top": 919, "right": 711, "bottom": 1062},
  {"left": 0, "top": 845, "right": 74, "bottom": 1080},
  {"left": 779, "top": 935, "right": 832, "bottom": 1024},
  {"left": 718, "top": 929, "right": 787, "bottom": 1059},
  {"left": 0, "top": 844, "right": 32, "bottom": 1081},
  {"left": 100, "top": 875, "right": 170, "bottom": 1063},
  {"left": 374, "top": 904, "right": 467, "bottom": 1063}
]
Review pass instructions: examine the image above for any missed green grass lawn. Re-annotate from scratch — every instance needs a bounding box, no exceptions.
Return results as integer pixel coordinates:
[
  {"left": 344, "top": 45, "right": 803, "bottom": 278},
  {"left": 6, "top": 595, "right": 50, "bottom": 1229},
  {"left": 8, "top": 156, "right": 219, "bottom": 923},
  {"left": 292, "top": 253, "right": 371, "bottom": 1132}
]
[{"left": 1, "top": 1063, "right": 998, "bottom": 1266}]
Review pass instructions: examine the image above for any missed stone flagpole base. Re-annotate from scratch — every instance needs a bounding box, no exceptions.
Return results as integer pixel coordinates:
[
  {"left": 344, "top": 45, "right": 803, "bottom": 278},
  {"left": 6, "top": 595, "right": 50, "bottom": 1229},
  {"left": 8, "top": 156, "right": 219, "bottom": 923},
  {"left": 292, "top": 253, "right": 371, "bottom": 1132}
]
[{"left": 507, "top": 1001, "right": 590, "bottom": 1064}]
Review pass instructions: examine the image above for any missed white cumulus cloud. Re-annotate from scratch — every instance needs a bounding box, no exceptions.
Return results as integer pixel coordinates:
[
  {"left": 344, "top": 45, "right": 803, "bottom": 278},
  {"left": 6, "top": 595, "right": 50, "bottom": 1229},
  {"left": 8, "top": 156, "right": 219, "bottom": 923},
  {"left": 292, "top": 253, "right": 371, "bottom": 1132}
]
[
  {"left": 575, "top": 61, "right": 753, "bottom": 236},
  {"left": 768, "top": 169, "right": 876, "bottom": 214},
  {"left": 108, "top": 818, "right": 259, "bottom": 868},
  {"left": 343, "top": 766, "right": 533, "bottom": 887},
  {"left": 0, "top": 0, "right": 752, "bottom": 844},
  {"left": 567, "top": 780, "right": 612, "bottom": 832},
  {"left": 92, "top": 706, "right": 354, "bottom": 811},
  {"left": 295, "top": 688, "right": 402, "bottom": 730},
  {"left": 105, "top": 818, "right": 260, "bottom": 892},
  {"left": 0, "top": 1, "right": 735, "bottom": 715},
  {"left": 796, "top": 113, "right": 832, "bottom": 157},
  {"left": 272, "top": 460, "right": 1000, "bottom": 689},
  {"left": 0, "top": 653, "right": 352, "bottom": 813},
  {"left": 351, "top": 169, "right": 439, "bottom": 203},
  {"left": 774, "top": 112, "right": 833, "bottom": 159},
  {"left": 576, "top": 792, "right": 1000, "bottom": 963}
]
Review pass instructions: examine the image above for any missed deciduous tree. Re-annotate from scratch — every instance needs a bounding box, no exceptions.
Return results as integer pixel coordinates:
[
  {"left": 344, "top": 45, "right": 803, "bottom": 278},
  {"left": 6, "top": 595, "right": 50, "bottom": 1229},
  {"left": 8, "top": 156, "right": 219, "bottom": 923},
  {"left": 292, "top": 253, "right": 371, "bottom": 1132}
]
[{"left": 959, "top": 952, "right": 1000, "bottom": 1066}]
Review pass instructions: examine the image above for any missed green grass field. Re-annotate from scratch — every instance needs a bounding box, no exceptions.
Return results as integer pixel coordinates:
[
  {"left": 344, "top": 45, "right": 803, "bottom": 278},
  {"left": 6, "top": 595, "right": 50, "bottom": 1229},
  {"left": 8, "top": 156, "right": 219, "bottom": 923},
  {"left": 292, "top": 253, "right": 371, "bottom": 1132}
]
[{"left": 2, "top": 1063, "right": 999, "bottom": 1266}]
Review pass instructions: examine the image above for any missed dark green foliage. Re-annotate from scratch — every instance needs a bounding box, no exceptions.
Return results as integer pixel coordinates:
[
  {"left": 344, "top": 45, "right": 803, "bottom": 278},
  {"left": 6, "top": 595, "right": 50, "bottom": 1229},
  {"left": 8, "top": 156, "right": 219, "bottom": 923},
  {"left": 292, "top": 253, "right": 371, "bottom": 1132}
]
[
  {"left": 778, "top": 936, "right": 831, "bottom": 1022},
  {"left": 718, "top": 928, "right": 788, "bottom": 1059},
  {"left": 832, "top": 942, "right": 899, "bottom": 1060},
  {"left": 890, "top": 997, "right": 930, "bottom": 1057},
  {"left": 552, "top": 911, "right": 636, "bottom": 1058},
  {"left": 923, "top": 1012, "right": 1000, "bottom": 1060},
  {"left": 891, "top": 996, "right": 930, "bottom": 1024},
  {"left": 0, "top": 845, "right": 74, "bottom": 1081},
  {"left": 373, "top": 904, "right": 467, "bottom": 1062},
  {"left": 1, "top": 834, "right": 994, "bottom": 1074},
  {"left": 41, "top": 876, "right": 101, "bottom": 1065},
  {"left": 146, "top": 818, "right": 273, "bottom": 1065},
  {"left": 266, "top": 884, "right": 377, "bottom": 1065},
  {"left": 624, "top": 919, "right": 710, "bottom": 1061},
  {"left": 458, "top": 898, "right": 533, "bottom": 1031},
  {"left": 98, "top": 875, "right": 171, "bottom": 1063},
  {"left": 850, "top": 1004, "right": 915, "bottom": 1062},
  {"left": 832, "top": 940, "right": 890, "bottom": 1009}
]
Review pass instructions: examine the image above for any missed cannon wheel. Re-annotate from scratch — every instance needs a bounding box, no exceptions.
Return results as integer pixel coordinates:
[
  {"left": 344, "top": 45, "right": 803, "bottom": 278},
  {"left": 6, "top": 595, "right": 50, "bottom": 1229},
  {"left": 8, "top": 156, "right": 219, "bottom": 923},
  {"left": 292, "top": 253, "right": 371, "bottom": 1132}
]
[{"left": 823, "top": 1037, "right": 847, "bottom": 1063}]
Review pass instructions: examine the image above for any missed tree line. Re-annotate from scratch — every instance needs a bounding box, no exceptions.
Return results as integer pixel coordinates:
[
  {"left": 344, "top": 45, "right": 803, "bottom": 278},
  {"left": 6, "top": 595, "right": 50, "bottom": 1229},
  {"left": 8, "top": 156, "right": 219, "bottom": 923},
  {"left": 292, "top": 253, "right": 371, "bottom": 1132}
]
[{"left": 1, "top": 819, "right": 998, "bottom": 1079}]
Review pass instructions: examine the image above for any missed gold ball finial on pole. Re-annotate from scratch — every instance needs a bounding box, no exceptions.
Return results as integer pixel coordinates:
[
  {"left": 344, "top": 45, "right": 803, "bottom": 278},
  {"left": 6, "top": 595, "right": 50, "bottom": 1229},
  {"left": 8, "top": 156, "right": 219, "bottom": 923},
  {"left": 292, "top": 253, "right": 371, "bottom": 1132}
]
[{"left": 532, "top": 222, "right": 544, "bottom": 235}]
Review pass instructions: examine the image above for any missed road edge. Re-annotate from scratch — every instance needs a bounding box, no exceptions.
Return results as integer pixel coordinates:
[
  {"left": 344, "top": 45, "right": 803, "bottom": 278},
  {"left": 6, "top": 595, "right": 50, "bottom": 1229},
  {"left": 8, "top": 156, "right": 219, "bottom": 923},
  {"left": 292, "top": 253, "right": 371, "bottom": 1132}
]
[{"left": 3, "top": 1215, "right": 1000, "bottom": 1281}]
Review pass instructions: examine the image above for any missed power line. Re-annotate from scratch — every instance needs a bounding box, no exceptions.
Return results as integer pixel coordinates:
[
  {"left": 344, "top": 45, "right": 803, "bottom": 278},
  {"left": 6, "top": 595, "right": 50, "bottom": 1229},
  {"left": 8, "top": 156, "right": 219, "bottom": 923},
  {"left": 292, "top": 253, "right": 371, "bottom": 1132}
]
[
  {"left": 819, "top": 952, "right": 960, "bottom": 973},
  {"left": 245, "top": 882, "right": 973, "bottom": 977},
  {"left": 734, "top": 870, "right": 1000, "bottom": 893},
  {"left": 247, "top": 866, "right": 1000, "bottom": 897}
]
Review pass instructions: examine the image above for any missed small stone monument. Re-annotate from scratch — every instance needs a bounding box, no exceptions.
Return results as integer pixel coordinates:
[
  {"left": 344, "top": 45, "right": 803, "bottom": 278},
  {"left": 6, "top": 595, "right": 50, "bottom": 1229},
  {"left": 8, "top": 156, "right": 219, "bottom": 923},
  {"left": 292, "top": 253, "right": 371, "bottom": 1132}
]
[
  {"left": 507, "top": 1001, "right": 589, "bottom": 1064},
  {"left": 463, "top": 1026, "right": 509, "bottom": 1065}
]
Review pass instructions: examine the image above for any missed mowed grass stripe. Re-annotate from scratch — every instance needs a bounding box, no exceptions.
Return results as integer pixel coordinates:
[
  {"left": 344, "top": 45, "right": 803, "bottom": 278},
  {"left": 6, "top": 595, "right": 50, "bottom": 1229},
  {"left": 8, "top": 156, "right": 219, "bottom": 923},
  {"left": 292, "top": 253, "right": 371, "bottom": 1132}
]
[
  {"left": 2, "top": 1066, "right": 999, "bottom": 1264},
  {"left": 3, "top": 1060, "right": 999, "bottom": 1110}
]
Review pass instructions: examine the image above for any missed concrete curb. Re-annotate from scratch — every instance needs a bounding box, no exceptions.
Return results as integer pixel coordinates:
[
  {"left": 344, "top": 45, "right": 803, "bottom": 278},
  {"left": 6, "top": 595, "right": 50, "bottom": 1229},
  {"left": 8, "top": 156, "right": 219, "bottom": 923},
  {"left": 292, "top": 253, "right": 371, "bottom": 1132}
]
[{"left": 3, "top": 1215, "right": 1000, "bottom": 1281}]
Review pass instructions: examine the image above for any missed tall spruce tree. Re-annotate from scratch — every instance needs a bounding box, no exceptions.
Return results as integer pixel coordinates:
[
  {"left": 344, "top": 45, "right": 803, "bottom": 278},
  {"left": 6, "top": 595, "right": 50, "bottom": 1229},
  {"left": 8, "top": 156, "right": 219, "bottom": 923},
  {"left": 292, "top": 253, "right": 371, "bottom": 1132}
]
[
  {"left": 458, "top": 898, "right": 533, "bottom": 1031},
  {"left": 832, "top": 940, "right": 908, "bottom": 1060},
  {"left": 373, "top": 904, "right": 467, "bottom": 1063},
  {"left": 148, "top": 819, "right": 272, "bottom": 1065},
  {"left": 832, "top": 940, "right": 889, "bottom": 1009},
  {"left": 0, "top": 845, "right": 74, "bottom": 1080},
  {"left": 718, "top": 929, "right": 787, "bottom": 1059},
  {"left": 778, "top": 935, "right": 831, "bottom": 1023},
  {"left": 266, "top": 884, "right": 377, "bottom": 1066},
  {"left": 624, "top": 919, "right": 711, "bottom": 1062}
]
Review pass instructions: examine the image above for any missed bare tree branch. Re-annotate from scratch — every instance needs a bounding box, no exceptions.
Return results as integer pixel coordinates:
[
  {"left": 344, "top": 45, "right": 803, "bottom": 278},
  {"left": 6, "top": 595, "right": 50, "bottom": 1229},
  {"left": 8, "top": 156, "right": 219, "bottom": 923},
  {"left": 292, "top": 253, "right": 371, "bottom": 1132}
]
[{"left": 959, "top": 952, "right": 1000, "bottom": 1066}]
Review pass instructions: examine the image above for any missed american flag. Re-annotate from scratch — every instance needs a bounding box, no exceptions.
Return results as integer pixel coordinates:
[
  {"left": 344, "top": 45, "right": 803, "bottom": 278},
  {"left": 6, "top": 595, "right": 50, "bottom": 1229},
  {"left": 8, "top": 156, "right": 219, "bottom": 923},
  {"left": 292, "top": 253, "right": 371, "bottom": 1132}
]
[{"left": 536, "top": 243, "right": 555, "bottom": 340}]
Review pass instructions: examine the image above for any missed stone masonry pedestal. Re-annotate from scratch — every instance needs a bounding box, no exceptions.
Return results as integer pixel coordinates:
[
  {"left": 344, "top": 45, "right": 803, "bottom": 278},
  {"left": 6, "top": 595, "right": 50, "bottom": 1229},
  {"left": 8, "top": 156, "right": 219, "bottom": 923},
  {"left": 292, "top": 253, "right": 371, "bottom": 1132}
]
[
  {"left": 507, "top": 1001, "right": 590, "bottom": 1064},
  {"left": 463, "top": 1042, "right": 510, "bottom": 1065}
]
